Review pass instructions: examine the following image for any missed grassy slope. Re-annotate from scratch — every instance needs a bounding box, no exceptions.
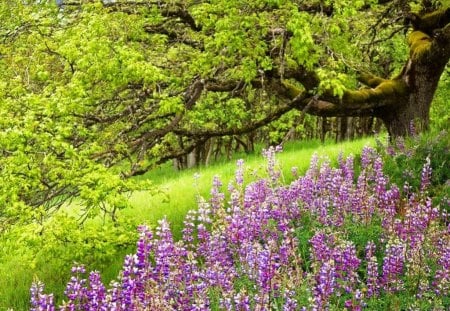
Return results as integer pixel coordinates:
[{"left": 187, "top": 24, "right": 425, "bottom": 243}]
[
  {"left": 124, "top": 137, "right": 375, "bottom": 238},
  {"left": 0, "top": 137, "right": 374, "bottom": 310}
]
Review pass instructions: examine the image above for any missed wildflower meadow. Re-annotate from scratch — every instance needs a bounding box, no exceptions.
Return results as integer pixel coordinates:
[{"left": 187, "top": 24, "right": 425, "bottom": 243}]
[{"left": 31, "top": 146, "right": 449, "bottom": 310}]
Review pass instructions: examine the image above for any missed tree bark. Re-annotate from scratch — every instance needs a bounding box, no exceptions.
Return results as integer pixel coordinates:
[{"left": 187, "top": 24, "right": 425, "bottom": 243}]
[{"left": 377, "top": 28, "right": 449, "bottom": 136}]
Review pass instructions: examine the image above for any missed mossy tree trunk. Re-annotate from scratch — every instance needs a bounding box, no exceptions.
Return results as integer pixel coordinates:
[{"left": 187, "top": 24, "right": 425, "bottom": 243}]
[
  {"left": 279, "top": 8, "right": 450, "bottom": 138},
  {"left": 376, "top": 45, "right": 448, "bottom": 136}
]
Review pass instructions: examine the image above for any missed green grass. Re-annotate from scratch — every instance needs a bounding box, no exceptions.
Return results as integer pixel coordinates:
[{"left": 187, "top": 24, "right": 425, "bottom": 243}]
[
  {"left": 0, "top": 137, "right": 374, "bottom": 310},
  {"left": 124, "top": 137, "right": 375, "bottom": 238}
]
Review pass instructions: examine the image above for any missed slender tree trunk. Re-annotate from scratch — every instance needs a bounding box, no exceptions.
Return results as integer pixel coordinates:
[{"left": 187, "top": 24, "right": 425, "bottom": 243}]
[
  {"left": 347, "top": 117, "right": 354, "bottom": 140},
  {"left": 320, "top": 117, "right": 328, "bottom": 143},
  {"left": 336, "top": 117, "right": 348, "bottom": 142}
]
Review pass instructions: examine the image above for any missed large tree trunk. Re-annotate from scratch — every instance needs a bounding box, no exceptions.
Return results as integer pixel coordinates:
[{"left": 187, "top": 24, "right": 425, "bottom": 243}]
[{"left": 377, "top": 57, "right": 446, "bottom": 136}]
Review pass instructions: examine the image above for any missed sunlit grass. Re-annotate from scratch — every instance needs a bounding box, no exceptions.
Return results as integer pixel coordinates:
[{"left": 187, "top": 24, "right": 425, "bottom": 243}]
[{"left": 124, "top": 137, "right": 375, "bottom": 238}]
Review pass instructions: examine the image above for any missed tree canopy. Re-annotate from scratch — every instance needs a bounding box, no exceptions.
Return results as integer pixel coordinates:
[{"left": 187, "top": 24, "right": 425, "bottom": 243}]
[{"left": 1, "top": 0, "right": 449, "bottom": 225}]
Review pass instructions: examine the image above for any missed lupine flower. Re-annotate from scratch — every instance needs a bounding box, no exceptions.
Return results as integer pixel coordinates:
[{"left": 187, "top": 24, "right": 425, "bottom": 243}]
[
  {"left": 365, "top": 241, "right": 378, "bottom": 298},
  {"left": 420, "top": 156, "right": 432, "bottom": 192},
  {"left": 333, "top": 242, "right": 361, "bottom": 292},
  {"left": 313, "top": 259, "right": 336, "bottom": 310},
  {"left": 233, "top": 292, "right": 251, "bottom": 311},
  {"left": 433, "top": 237, "right": 450, "bottom": 296},
  {"left": 30, "top": 281, "right": 55, "bottom": 311},
  {"left": 262, "top": 145, "right": 282, "bottom": 182},
  {"left": 85, "top": 271, "right": 106, "bottom": 310},
  {"left": 395, "top": 137, "right": 406, "bottom": 154},
  {"left": 182, "top": 210, "right": 197, "bottom": 248},
  {"left": 210, "top": 175, "right": 225, "bottom": 212},
  {"left": 64, "top": 265, "right": 88, "bottom": 310},
  {"left": 361, "top": 146, "right": 376, "bottom": 169},
  {"left": 344, "top": 289, "right": 363, "bottom": 311},
  {"left": 310, "top": 232, "right": 334, "bottom": 263},
  {"left": 235, "top": 159, "right": 245, "bottom": 187},
  {"left": 282, "top": 290, "right": 298, "bottom": 311},
  {"left": 381, "top": 240, "right": 405, "bottom": 293}
]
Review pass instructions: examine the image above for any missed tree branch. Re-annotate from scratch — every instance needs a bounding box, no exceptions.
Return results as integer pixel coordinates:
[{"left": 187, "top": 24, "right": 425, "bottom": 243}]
[
  {"left": 102, "top": 1, "right": 202, "bottom": 31},
  {"left": 174, "top": 92, "right": 308, "bottom": 138},
  {"left": 357, "top": 73, "right": 387, "bottom": 87}
]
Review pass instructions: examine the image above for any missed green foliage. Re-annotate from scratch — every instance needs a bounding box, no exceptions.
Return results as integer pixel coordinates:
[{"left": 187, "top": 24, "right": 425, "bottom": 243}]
[
  {"left": 317, "top": 68, "right": 352, "bottom": 98},
  {"left": 344, "top": 216, "right": 383, "bottom": 257},
  {"left": 364, "top": 291, "right": 447, "bottom": 310},
  {"left": 264, "top": 110, "right": 300, "bottom": 144},
  {"left": 29, "top": 214, "right": 136, "bottom": 270},
  {"left": 187, "top": 94, "right": 250, "bottom": 130},
  {"left": 431, "top": 71, "right": 450, "bottom": 129},
  {"left": 295, "top": 212, "right": 320, "bottom": 272},
  {"left": 0, "top": 3, "right": 159, "bottom": 231},
  {"left": 287, "top": 10, "right": 320, "bottom": 69},
  {"left": 0, "top": 212, "right": 138, "bottom": 309},
  {"left": 377, "top": 129, "right": 450, "bottom": 209}
]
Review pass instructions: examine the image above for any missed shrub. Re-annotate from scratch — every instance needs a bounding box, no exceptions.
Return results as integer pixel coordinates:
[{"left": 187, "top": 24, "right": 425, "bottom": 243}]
[
  {"left": 31, "top": 146, "right": 449, "bottom": 310},
  {"left": 377, "top": 129, "right": 449, "bottom": 212}
]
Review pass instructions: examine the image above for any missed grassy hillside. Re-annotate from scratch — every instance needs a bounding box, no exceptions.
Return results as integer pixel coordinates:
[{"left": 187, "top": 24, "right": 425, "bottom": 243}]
[
  {"left": 12, "top": 132, "right": 450, "bottom": 310},
  {"left": 125, "top": 137, "right": 375, "bottom": 237},
  {"left": 0, "top": 137, "right": 375, "bottom": 310}
]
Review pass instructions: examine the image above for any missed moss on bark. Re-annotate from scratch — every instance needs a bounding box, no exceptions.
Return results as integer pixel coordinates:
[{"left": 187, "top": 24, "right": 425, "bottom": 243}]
[
  {"left": 281, "top": 79, "right": 303, "bottom": 98},
  {"left": 408, "top": 31, "right": 432, "bottom": 59},
  {"left": 358, "top": 73, "right": 386, "bottom": 88},
  {"left": 343, "top": 79, "right": 408, "bottom": 104},
  {"left": 409, "top": 8, "right": 450, "bottom": 34}
]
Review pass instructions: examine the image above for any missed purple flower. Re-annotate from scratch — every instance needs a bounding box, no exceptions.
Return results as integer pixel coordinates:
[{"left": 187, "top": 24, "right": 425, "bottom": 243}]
[
  {"left": 182, "top": 210, "right": 197, "bottom": 248},
  {"left": 282, "top": 290, "right": 298, "bottom": 311},
  {"left": 313, "top": 260, "right": 336, "bottom": 310},
  {"left": 433, "top": 238, "right": 450, "bottom": 296},
  {"left": 30, "top": 281, "right": 55, "bottom": 311},
  {"left": 310, "top": 232, "right": 333, "bottom": 263},
  {"left": 235, "top": 159, "right": 245, "bottom": 186},
  {"left": 210, "top": 175, "right": 225, "bottom": 212},
  {"left": 365, "top": 241, "right": 379, "bottom": 298},
  {"left": 381, "top": 240, "right": 405, "bottom": 293},
  {"left": 234, "top": 292, "right": 251, "bottom": 311},
  {"left": 262, "top": 146, "right": 282, "bottom": 182},
  {"left": 420, "top": 156, "right": 432, "bottom": 192},
  {"left": 333, "top": 242, "right": 361, "bottom": 292},
  {"left": 64, "top": 265, "right": 89, "bottom": 310},
  {"left": 361, "top": 146, "right": 375, "bottom": 169},
  {"left": 85, "top": 271, "right": 106, "bottom": 310}
]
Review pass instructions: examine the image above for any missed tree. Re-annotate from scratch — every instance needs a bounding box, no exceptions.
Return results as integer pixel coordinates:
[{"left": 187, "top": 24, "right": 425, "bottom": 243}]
[{"left": 0, "top": 0, "right": 449, "bottom": 222}]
